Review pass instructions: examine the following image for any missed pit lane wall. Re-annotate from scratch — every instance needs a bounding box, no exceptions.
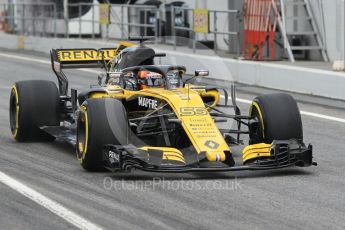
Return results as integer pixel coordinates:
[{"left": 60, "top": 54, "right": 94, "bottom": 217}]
[{"left": 1, "top": 32, "right": 345, "bottom": 101}]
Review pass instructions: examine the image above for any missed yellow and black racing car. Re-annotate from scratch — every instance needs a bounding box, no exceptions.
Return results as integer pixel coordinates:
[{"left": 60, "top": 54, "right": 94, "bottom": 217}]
[{"left": 9, "top": 38, "right": 316, "bottom": 172}]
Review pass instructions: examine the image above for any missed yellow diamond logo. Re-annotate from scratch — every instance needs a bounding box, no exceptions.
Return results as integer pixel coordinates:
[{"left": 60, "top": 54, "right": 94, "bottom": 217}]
[{"left": 204, "top": 140, "right": 219, "bottom": 149}]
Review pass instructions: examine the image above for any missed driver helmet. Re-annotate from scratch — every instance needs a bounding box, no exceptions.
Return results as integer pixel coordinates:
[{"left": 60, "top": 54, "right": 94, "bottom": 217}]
[{"left": 138, "top": 70, "right": 164, "bottom": 90}]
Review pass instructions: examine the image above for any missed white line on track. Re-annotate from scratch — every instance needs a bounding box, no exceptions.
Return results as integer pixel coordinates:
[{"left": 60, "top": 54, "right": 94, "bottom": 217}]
[
  {"left": 0, "top": 52, "right": 102, "bottom": 228},
  {"left": 0, "top": 53, "right": 99, "bottom": 74},
  {"left": 1, "top": 52, "right": 345, "bottom": 124},
  {"left": 220, "top": 95, "right": 345, "bottom": 123},
  {"left": 299, "top": 111, "right": 345, "bottom": 123},
  {"left": 0, "top": 171, "right": 103, "bottom": 230},
  {"left": 0, "top": 53, "right": 50, "bottom": 64}
]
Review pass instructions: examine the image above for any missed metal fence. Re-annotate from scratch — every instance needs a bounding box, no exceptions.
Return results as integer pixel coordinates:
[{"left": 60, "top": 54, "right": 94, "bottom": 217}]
[
  {"left": 0, "top": 2, "right": 241, "bottom": 55},
  {"left": 0, "top": 3, "right": 58, "bottom": 37},
  {"left": 107, "top": 4, "right": 160, "bottom": 43},
  {"left": 66, "top": 3, "right": 100, "bottom": 38},
  {"left": 170, "top": 6, "right": 240, "bottom": 54}
]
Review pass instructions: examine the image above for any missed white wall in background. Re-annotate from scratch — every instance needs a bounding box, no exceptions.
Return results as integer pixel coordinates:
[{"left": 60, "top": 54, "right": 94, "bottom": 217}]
[{"left": 308, "top": 0, "right": 343, "bottom": 61}]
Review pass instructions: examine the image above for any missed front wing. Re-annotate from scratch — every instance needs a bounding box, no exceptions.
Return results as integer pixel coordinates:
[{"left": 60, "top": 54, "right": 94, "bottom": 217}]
[{"left": 102, "top": 140, "right": 316, "bottom": 173}]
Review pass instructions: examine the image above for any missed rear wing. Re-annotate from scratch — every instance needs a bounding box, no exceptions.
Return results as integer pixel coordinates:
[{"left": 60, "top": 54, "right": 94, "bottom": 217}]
[{"left": 50, "top": 42, "right": 134, "bottom": 95}]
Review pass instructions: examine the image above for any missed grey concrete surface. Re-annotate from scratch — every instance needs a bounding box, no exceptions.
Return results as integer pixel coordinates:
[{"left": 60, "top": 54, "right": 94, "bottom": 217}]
[
  {"left": 0, "top": 50, "right": 345, "bottom": 230},
  {"left": 0, "top": 183, "right": 75, "bottom": 229}
]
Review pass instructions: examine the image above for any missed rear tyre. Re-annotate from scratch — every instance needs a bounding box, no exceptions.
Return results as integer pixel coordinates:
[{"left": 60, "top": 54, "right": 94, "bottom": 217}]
[
  {"left": 9, "top": 80, "right": 60, "bottom": 142},
  {"left": 76, "top": 98, "right": 128, "bottom": 171},
  {"left": 249, "top": 93, "right": 303, "bottom": 144}
]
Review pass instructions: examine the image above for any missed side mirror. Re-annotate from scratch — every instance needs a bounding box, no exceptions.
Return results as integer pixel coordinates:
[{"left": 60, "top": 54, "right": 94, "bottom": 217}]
[
  {"left": 184, "top": 70, "right": 209, "bottom": 86},
  {"left": 154, "top": 53, "right": 166, "bottom": 57},
  {"left": 195, "top": 70, "right": 209, "bottom": 77},
  {"left": 108, "top": 72, "right": 122, "bottom": 78}
]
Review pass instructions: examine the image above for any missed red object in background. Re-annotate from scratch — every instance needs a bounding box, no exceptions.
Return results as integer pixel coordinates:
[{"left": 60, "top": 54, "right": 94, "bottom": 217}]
[{"left": 243, "top": 0, "right": 278, "bottom": 61}]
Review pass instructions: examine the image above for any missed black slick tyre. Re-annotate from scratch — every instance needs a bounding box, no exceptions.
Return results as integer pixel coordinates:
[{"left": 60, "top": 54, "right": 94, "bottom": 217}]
[
  {"left": 249, "top": 93, "right": 303, "bottom": 144},
  {"left": 9, "top": 80, "right": 60, "bottom": 141},
  {"left": 76, "top": 98, "right": 128, "bottom": 171}
]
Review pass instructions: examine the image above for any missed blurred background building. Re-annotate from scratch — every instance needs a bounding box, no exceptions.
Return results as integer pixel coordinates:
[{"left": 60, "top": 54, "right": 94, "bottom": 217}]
[{"left": 0, "top": 0, "right": 344, "bottom": 62}]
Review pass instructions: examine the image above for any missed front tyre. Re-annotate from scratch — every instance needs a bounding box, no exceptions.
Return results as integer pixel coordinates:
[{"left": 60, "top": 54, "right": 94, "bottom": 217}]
[
  {"left": 249, "top": 93, "right": 303, "bottom": 144},
  {"left": 76, "top": 98, "right": 128, "bottom": 171}
]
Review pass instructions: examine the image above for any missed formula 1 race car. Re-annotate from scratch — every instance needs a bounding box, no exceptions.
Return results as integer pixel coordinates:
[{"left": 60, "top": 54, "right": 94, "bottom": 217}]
[{"left": 9, "top": 37, "right": 316, "bottom": 172}]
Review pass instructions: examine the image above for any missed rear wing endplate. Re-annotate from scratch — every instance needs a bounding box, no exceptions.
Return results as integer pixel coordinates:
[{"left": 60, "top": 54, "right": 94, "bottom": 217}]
[{"left": 50, "top": 42, "right": 134, "bottom": 95}]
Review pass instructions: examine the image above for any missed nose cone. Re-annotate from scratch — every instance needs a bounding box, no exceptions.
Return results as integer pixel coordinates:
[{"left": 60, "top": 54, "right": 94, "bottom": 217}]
[{"left": 206, "top": 151, "right": 226, "bottom": 162}]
